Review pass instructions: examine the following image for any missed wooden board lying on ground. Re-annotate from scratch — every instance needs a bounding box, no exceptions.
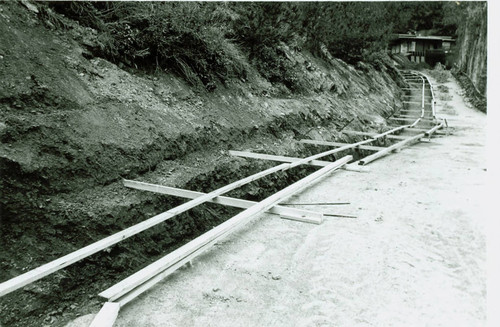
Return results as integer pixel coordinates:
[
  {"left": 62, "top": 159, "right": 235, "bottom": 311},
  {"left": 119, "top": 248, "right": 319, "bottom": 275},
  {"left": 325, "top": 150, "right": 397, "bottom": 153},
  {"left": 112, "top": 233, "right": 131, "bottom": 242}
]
[
  {"left": 403, "top": 101, "right": 430, "bottom": 105},
  {"left": 89, "top": 302, "right": 120, "bottom": 327},
  {"left": 397, "top": 115, "right": 435, "bottom": 120},
  {"left": 424, "top": 122, "right": 445, "bottom": 139},
  {"left": 122, "top": 179, "right": 323, "bottom": 224},
  {"left": 358, "top": 133, "right": 425, "bottom": 165},
  {"left": 399, "top": 110, "right": 425, "bottom": 114},
  {"left": 99, "top": 155, "right": 353, "bottom": 303},
  {"left": 390, "top": 117, "right": 432, "bottom": 122},
  {"left": 229, "top": 150, "right": 332, "bottom": 167},
  {"left": 390, "top": 126, "right": 445, "bottom": 134},
  {"left": 227, "top": 150, "right": 369, "bottom": 172},
  {"left": 342, "top": 130, "right": 408, "bottom": 140},
  {"left": 299, "top": 139, "right": 385, "bottom": 151}
]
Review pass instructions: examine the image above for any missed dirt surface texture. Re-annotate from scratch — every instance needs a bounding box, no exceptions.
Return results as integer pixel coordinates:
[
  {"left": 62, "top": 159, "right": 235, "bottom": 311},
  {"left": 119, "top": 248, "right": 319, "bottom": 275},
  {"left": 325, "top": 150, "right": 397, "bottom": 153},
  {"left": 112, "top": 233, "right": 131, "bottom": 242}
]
[{"left": 67, "top": 73, "right": 486, "bottom": 325}]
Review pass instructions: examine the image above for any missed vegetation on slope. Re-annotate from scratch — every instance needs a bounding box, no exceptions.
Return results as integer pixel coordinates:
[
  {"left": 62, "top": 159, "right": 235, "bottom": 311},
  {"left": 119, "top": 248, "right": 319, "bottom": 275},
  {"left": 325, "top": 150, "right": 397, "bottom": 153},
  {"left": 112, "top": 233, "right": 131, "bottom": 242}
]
[{"left": 44, "top": 1, "right": 417, "bottom": 92}]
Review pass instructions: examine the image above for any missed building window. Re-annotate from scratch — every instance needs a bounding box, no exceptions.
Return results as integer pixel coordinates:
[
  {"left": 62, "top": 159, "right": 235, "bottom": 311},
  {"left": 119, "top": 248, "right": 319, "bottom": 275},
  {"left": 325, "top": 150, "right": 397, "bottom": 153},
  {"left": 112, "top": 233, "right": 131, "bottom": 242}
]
[{"left": 409, "top": 41, "right": 416, "bottom": 52}]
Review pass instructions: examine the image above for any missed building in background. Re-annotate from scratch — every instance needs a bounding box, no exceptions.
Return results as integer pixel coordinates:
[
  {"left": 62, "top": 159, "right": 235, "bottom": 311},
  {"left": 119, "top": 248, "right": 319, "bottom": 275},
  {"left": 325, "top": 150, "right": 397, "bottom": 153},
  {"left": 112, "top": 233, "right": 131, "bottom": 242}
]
[{"left": 389, "top": 34, "right": 456, "bottom": 67}]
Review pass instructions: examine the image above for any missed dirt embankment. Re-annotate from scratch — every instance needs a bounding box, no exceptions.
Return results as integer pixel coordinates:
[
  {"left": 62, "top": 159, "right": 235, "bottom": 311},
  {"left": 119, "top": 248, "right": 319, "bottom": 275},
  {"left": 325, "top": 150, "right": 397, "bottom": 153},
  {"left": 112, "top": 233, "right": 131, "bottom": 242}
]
[{"left": 1, "top": 3, "right": 406, "bottom": 327}]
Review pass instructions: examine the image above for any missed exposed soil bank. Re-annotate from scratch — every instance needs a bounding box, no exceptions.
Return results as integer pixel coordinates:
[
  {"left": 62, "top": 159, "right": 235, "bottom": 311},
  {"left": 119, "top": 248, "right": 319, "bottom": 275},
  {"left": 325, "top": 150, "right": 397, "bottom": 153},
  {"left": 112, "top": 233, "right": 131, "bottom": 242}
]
[
  {"left": 1, "top": 3, "right": 407, "bottom": 327},
  {"left": 454, "top": 2, "right": 487, "bottom": 97}
]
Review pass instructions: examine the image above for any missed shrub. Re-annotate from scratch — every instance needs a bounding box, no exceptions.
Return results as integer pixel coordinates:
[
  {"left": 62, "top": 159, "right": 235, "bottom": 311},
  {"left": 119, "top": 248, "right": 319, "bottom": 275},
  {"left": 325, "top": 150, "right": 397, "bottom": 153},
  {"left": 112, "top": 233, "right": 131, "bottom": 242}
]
[{"left": 50, "top": 2, "right": 247, "bottom": 91}]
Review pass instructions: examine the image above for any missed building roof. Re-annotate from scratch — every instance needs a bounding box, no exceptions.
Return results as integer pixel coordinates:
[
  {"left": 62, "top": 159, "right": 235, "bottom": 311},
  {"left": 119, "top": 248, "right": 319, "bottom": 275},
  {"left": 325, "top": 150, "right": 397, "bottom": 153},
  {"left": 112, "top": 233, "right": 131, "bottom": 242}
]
[{"left": 394, "top": 34, "right": 456, "bottom": 42}]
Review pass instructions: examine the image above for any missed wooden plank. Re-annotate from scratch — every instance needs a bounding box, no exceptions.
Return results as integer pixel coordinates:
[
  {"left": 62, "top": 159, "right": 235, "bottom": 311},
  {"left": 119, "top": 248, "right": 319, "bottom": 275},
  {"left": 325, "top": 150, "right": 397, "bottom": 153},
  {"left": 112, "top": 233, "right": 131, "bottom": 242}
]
[
  {"left": 403, "top": 101, "right": 430, "bottom": 105},
  {"left": 342, "top": 130, "right": 408, "bottom": 140},
  {"left": 403, "top": 126, "right": 446, "bottom": 134},
  {"left": 396, "top": 113, "right": 426, "bottom": 118},
  {"left": 288, "top": 140, "right": 368, "bottom": 168},
  {"left": 115, "top": 238, "right": 211, "bottom": 307},
  {"left": 359, "top": 133, "right": 425, "bottom": 165},
  {"left": 228, "top": 149, "right": 369, "bottom": 173},
  {"left": 228, "top": 150, "right": 331, "bottom": 167},
  {"left": 122, "top": 179, "right": 323, "bottom": 224},
  {"left": 89, "top": 302, "right": 120, "bottom": 327},
  {"left": 424, "top": 122, "right": 445, "bottom": 139},
  {"left": 99, "top": 155, "right": 353, "bottom": 301},
  {"left": 397, "top": 115, "right": 434, "bottom": 120},
  {"left": 421, "top": 78, "right": 426, "bottom": 110},
  {"left": 0, "top": 161, "right": 291, "bottom": 297},
  {"left": 398, "top": 109, "right": 425, "bottom": 113},
  {"left": 299, "top": 139, "right": 385, "bottom": 151},
  {"left": 390, "top": 117, "right": 430, "bottom": 122},
  {"left": 418, "top": 72, "right": 437, "bottom": 118}
]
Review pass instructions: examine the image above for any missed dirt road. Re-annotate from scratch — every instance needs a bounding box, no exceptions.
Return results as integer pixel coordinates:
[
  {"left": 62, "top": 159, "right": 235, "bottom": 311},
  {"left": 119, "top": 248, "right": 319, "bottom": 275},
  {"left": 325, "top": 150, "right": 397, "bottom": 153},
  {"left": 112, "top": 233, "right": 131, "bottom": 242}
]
[{"left": 68, "top": 75, "right": 486, "bottom": 327}]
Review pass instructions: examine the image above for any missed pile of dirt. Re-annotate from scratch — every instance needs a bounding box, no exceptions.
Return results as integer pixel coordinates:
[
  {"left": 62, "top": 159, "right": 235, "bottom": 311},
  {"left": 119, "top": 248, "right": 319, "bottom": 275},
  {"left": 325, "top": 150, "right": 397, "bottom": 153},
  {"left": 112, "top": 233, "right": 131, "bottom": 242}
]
[{"left": 0, "top": 3, "right": 407, "bottom": 326}]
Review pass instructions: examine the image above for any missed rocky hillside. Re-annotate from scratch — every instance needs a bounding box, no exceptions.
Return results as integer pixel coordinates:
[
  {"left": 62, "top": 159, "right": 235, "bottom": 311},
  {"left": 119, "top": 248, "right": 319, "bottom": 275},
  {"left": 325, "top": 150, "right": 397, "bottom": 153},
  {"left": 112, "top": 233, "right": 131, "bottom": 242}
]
[{"left": 454, "top": 2, "right": 487, "bottom": 97}]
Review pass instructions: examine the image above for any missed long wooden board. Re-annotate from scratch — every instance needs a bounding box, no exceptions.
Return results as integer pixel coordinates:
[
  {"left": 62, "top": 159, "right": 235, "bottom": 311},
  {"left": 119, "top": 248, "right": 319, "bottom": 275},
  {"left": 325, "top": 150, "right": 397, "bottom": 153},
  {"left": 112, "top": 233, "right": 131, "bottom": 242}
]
[
  {"left": 397, "top": 115, "right": 434, "bottom": 120},
  {"left": 359, "top": 133, "right": 425, "bottom": 165},
  {"left": 390, "top": 117, "right": 429, "bottom": 122},
  {"left": 342, "top": 130, "right": 408, "bottom": 140},
  {"left": 89, "top": 302, "right": 120, "bottom": 327},
  {"left": 299, "top": 139, "right": 385, "bottom": 151},
  {"left": 424, "top": 122, "right": 445, "bottom": 139},
  {"left": 228, "top": 150, "right": 369, "bottom": 173},
  {"left": 393, "top": 126, "right": 446, "bottom": 134},
  {"left": 122, "top": 179, "right": 323, "bottom": 224},
  {"left": 403, "top": 101, "right": 430, "bottom": 105},
  {"left": 99, "top": 155, "right": 352, "bottom": 301},
  {"left": 228, "top": 150, "right": 332, "bottom": 167}
]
